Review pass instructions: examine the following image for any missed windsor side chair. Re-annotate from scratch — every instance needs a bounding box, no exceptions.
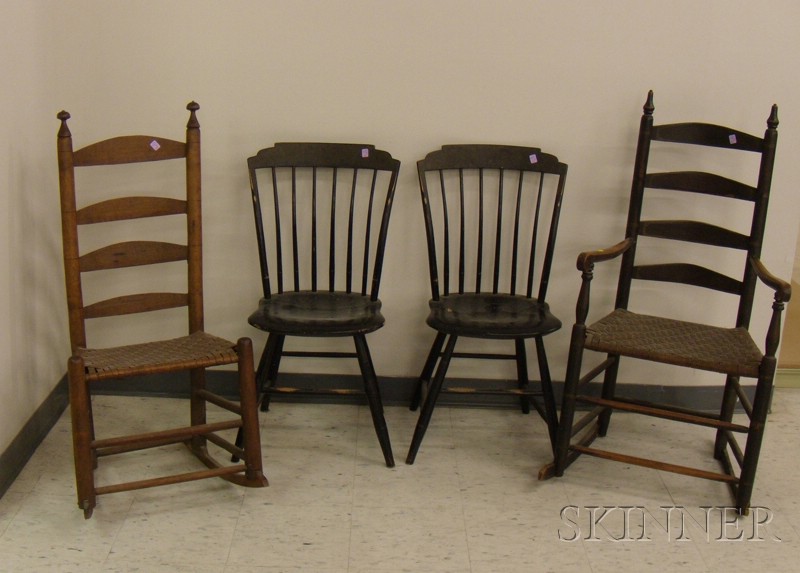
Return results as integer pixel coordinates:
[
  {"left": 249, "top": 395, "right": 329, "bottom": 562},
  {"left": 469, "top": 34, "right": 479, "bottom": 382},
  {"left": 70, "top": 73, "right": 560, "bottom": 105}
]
[
  {"left": 243, "top": 142, "right": 400, "bottom": 467},
  {"left": 406, "top": 144, "right": 568, "bottom": 465}
]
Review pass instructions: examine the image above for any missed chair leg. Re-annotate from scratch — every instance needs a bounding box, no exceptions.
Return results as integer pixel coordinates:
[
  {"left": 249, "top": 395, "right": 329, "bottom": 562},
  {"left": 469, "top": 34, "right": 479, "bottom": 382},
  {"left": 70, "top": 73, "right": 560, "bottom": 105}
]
[
  {"left": 258, "top": 334, "right": 285, "bottom": 412},
  {"left": 410, "top": 332, "right": 447, "bottom": 411},
  {"left": 190, "top": 368, "right": 208, "bottom": 454},
  {"left": 714, "top": 375, "right": 740, "bottom": 459},
  {"left": 233, "top": 333, "right": 283, "bottom": 461},
  {"left": 406, "top": 334, "right": 457, "bottom": 465},
  {"left": 735, "top": 369, "right": 774, "bottom": 515},
  {"left": 354, "top": 334, "right": 395, "bottom": 467},
  {"left": 534, "top": 336, "right": 559, "bottom": 454},
  {"left": 68, "top": 356, "right": 96, "bottom": 519},
  {"left": 514, "top": 339, "right": 531, "bottom": 414},
  {"left": 236, "top": 338, "right": 269, "bottom": 486},
  {"left": 597, "top": 354, "right": 621, "bottom": 437},
  {"left": 554, "top": 323, "right": 586, "bottom": 476}
]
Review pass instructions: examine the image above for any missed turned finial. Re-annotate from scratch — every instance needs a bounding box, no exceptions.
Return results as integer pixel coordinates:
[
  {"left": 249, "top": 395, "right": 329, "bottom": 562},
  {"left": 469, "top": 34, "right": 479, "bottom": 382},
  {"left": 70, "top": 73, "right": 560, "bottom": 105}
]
[
  {"left": 767, "top": 104, "right": 779, "bottom": 130},
  {"left": 186, "top": 101, "right": 200, "bottom": 129},
  {"left": 643, "top": 90, "right": 655, "bottom": 116},
  {"left": 57, "top": 110, "right": 71, "bottom": 137}
]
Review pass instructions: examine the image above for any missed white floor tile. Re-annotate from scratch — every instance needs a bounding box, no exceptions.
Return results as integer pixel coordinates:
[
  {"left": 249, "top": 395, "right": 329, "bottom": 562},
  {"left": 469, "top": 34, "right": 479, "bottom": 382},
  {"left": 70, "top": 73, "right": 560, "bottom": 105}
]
[{"left": 1, "top": 390, "right": 799, "bottom": 572}]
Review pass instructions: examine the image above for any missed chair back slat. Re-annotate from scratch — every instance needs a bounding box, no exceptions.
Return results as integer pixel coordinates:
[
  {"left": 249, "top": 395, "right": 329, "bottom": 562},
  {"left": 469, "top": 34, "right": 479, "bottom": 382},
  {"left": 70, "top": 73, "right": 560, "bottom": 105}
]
[
  {"left": 644, "top": 172, "right": 756, "bottom": 201},
  {"left": 56, "top": 104, "right": 202, "bottom": 352},
  {"left": 618, "top": 91, "right": 779, "bottom": 328},
  {"left": 248, "top": 143, "right": 400, "bottom": 301},
  {"left": 651, "top": 122, "right": 763, "bottom": 152},
  {"left": 639, "top": 220, "right": 750, "bottom": 250},
  {"left": 77, "top": 197, "right": 187, "bottom": 224},
  {"left": 79, "top": 241, "right": 188, "bottom": 272},
  {"left": 83, "top": 293, "right": 189, "bottom": 319},
  {"left": 418, "top": 145, "right": 568, "bottom": 302},
  {"left": 72, "top": 136, "right": 186, "bottom": 166},
  {"left": 632, "top": 263, "right": 743, "bottom": 295}
]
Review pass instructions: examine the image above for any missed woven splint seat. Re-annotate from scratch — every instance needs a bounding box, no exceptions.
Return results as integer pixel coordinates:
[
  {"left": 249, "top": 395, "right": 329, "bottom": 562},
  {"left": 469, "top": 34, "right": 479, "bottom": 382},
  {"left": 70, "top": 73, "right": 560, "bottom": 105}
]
[
  {"left": 585, "top": 309, "right": 763, "bottom": 377},
  {"left": 80, "top": 332, "right": 240, "bottom": 380}
]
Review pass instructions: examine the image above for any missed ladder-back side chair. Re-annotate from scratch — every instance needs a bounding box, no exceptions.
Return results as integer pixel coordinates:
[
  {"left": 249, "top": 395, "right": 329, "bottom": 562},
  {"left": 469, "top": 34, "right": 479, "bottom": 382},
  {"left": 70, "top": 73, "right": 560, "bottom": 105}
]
[
  {"left": 548, "top": 91, "right": 789, "bottom": 515},
  {"left": 57, "top": 102, "right": 267, "bottom": 518},
  {"left": 406, "top": 144, "right": 568, "bottom": 465},
  {"left": 243, "top": 142, "right": 400, "bottom": 467}
]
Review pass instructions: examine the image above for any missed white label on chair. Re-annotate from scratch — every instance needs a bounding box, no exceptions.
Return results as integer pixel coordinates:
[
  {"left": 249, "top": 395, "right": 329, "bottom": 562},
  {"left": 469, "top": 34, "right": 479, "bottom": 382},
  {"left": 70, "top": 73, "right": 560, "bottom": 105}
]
[
  {"left": 529, "top": 153, "right": 538, "bottom": 164},
  {"left": 729, "top": 134, "right": 737, "bottom": 145},
  {"left": 150, "top": 140, "right": 161, "bottom": 151},
  {"left": 362, "top": 148, "right": 369, "bottom": 158}
]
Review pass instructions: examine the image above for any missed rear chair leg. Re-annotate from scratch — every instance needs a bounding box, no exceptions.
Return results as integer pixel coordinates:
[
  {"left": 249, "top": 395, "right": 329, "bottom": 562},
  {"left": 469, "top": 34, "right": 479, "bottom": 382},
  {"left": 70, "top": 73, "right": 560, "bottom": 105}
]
[
  {"left": 410, "top": 332, "right": 447, "bottom": 412},
  {"left": 190, "top": 368, "right": 207, "bottom": 454},
  {"left": 534, "top": 336, "right": 559, "bottom": 453},
  {"left": 515, "top": 339, "right": 531, "bottom": 414}
]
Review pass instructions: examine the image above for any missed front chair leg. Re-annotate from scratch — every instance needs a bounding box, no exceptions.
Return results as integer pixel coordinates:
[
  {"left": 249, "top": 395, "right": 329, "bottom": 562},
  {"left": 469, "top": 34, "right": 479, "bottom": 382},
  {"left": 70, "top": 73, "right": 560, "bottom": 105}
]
[
  {"left": 236, "top": 338, "right": 269, "bottom": 486},
  {"left": 406, "top": 334, "right": 457, "bottom": 465},
  {"left": 233, "top": 333, "right": 283, "bottom": 462},
  {"left": 354, "top": 334, "right": 395, "bottom": 467},
  {"left": 68, "top": 355, "right": 96, "bottom": 519}
]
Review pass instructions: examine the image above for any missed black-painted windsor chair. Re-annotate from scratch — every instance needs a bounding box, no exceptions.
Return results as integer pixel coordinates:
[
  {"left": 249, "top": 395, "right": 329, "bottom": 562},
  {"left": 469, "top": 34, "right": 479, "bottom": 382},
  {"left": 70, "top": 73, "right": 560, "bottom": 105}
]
[
  {"left": 406, "top": 144, "right": 568, "bottom": 465},
  {"left": 241, "top": 142, "right": 400, "bottom": 467}
]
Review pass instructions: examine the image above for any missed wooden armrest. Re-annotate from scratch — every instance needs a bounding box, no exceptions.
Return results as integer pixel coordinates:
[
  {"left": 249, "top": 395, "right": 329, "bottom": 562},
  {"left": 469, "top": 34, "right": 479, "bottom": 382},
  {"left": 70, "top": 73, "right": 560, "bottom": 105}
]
[
  {"left": 577, "top": 239, "right": 633, "bottom": 272},
  {"left": 750, "top": 257, "right": 791, "bottom": 303}
]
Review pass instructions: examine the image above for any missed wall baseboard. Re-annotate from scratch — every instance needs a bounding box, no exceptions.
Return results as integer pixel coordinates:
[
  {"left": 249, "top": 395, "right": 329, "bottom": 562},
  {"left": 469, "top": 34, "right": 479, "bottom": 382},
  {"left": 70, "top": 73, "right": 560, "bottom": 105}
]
[
  {"left": 0, "top": 376, "right": 69, "bottom": 500},
  {"left": 0, "top": 371, "right": 767, "bottom": 500},
  {"left": 776, "top": 369, "right": 800, "bottom": 389}
]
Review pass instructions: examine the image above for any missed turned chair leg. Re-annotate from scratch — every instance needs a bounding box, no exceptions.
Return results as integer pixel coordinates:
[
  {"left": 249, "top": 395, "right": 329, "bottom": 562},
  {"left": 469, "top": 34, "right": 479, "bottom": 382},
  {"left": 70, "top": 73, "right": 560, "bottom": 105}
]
[
  {"left": 236, "top": 338, "right": 269, "bottom": 485},
  {"left": 354, "top": 334, "right": 394, "bottom": 467},
  {"left": 406, "top": 334, "right": 457, "bottom": 465},
  {"left": 68, "top": 355, "right": 96, "bottom": 519},
  {"left": 410, "top": 332, "right": 447, "bottom": 412},
  {"left": 514, "top": 339, "right": 531, "bottom": 414}
]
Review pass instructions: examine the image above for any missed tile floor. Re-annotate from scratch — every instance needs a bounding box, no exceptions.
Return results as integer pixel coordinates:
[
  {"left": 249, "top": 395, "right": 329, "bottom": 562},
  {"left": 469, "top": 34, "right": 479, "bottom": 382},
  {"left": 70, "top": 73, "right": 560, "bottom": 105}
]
[{"left": 1, "top": 389, "right": 799, "bottom": 572}]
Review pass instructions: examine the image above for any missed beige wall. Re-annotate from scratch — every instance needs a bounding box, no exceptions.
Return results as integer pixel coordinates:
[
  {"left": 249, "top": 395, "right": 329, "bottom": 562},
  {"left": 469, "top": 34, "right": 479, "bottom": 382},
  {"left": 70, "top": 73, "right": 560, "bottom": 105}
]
[{"left": 3, "top": 0, "right": 800, "bottom": 452}]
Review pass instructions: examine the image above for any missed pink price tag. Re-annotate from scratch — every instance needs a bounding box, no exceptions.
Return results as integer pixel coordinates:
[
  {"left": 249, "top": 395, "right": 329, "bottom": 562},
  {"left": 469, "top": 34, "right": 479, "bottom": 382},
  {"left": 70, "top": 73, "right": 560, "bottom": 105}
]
[
  {"left": 150, "top": 140, "right": 161, "bottom": 151},
  {"left": 361, "top": 148, "right": 369, "bottom": 158},
  {"left": 728, "top": 134, "right": 737, "bottom": 145},
  {"left": 529, "top": 153, "right": 538, "bottom": 164}
]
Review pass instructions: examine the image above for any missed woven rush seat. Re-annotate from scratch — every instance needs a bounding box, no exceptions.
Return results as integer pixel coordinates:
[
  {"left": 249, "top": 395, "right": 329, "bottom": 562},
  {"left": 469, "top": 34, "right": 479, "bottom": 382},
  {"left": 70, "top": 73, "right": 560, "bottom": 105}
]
[
  {"left": 585, "top": 308, "right": 763, "bottom": 378},
  {"left": 79, "top": 331, "right": 239, "bottom": 380}
]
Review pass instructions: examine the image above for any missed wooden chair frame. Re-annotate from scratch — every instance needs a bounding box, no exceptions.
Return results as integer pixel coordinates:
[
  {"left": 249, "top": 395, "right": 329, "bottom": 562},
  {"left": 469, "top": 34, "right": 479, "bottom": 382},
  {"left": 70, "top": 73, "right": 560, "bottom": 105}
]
[
  {"left": 546, "top": 91, "right": 790, "bottom": 515},
  {"left": 406, "top": 144, "right": 568, "bottom": 464},
  {"left": 243, "top": 142, "right": 400, "bottom": 467},
  {"left": 57, "top": 102, "right": 267, "bottom": 518}
]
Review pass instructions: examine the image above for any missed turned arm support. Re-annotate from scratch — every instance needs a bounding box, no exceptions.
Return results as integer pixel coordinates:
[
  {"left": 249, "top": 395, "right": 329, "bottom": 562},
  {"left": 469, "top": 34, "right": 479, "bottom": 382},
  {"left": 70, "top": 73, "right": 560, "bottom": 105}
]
[
  {"left": 750, "top": 256, "right": 792, "bottom": 358},
  {"left": 574, "top": 239, "right": 633, "bottom": 325}
]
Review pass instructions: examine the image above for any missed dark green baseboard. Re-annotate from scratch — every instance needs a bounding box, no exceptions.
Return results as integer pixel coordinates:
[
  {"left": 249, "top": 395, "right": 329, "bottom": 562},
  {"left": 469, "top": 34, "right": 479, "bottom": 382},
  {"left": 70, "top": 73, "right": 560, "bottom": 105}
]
[
  {"left": 0, "top": 377, "right": 69, "bottom": 500},
  {"left": 0, "top": 372, "right": 757, "bottom": 500}
]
